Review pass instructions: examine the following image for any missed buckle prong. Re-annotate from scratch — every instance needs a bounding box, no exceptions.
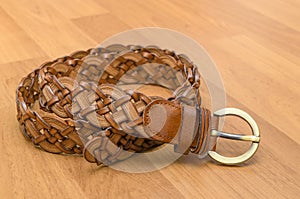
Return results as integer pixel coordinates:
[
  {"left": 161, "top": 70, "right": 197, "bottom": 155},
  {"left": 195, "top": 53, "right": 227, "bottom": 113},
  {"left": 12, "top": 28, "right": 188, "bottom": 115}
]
[
  {"left": 208, "top": 108, "right": 260, "bottom": 165},
  {"left": 211, "top": 130, "right": 260, "bottom": 143}
]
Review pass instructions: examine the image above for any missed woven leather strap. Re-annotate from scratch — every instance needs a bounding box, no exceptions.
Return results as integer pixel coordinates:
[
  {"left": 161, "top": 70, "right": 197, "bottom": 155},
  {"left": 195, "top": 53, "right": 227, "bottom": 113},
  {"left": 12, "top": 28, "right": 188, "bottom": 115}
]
[{"left": 16, "top": 45, "right": 211, "bottom": 165}]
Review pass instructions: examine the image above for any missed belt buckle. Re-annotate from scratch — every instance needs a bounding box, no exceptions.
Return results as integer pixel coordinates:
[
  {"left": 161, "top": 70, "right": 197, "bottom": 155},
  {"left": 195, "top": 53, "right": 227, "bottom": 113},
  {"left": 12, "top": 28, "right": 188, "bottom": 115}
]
[{"left": 208, "top": 108, "right": 260, "bottom": 165}]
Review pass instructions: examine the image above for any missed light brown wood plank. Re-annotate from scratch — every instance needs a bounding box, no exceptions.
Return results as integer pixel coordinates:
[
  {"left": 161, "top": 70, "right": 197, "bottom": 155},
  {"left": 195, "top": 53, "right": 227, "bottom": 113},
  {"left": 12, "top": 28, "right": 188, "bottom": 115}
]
[
  {"left": 49, "top": 0, "right": 108, "bottom": 19},
  {"left": 210, "top": 35, "right": 300, "bottom": 143},
  {"left": 0, "top": 7, "right": 46, "bottom": 64},
  {"left": 0, "top": 0, "right": 96, "bottom": 58},
  {"left": 238, "top": 0, "right": 300, "bottom": 32},
  {"left": 72, "top": 14, "right": 131, "bottom": 43}
]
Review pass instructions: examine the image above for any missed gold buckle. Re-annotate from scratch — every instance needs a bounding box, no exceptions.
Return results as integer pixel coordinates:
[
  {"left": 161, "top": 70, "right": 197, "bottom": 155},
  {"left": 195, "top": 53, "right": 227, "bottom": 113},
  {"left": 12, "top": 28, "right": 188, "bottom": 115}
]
[{"left": 208, "top": 108, "right": 260, "bottom": 165}]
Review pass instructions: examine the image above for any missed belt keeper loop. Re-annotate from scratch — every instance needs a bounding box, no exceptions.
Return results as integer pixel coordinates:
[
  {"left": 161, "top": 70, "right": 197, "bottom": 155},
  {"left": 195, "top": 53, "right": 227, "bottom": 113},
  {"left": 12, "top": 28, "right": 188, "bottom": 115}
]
[{"left": 174, "top": 104, "right": 200, "bottom": 154}]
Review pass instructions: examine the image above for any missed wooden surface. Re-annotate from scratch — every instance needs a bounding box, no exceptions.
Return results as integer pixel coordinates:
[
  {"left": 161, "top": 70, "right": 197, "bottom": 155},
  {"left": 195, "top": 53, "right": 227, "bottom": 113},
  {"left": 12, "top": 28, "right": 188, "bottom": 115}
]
[{"left": 0, "top": 0, "right": 299, "bottom": 198}]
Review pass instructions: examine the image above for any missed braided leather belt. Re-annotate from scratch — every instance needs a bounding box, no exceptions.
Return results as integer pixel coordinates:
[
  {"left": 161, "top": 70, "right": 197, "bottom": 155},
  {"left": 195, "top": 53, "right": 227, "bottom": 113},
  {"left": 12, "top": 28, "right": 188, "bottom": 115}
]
[{"left": 16, "top": 45, "right": 260, "bottom": 166}]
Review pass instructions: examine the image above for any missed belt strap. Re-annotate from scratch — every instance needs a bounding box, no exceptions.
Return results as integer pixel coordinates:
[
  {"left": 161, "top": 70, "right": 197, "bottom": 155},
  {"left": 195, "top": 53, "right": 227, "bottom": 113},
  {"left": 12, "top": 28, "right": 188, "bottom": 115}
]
[
  {"left": 143, "top": 99, "right": 212, "bottom": 155},
  {"left": 16, "top": 45, "right": 205, "bottom": 165},
  {"left": 16, "top": 44, "right": 260, "bottom": 166}
]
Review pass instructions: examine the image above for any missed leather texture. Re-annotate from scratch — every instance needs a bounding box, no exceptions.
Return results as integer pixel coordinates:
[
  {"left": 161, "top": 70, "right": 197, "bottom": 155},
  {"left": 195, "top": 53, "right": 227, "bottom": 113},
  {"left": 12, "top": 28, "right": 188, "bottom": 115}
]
[
  {"left": 143, "top": 99, "right": 210, "bottom": 154},
  {"left": 16, "top": 44, "right": 211, "bottom": 165},
  {"left": 143, "top": 99, "right": 182, "bottom": 143}
]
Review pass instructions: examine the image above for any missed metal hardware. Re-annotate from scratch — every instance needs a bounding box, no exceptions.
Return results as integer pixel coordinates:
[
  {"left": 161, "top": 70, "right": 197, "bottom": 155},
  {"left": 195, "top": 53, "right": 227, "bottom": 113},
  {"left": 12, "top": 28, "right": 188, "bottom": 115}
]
[{"left": 208, "top": 108, "right": 260, "bottom": 165}]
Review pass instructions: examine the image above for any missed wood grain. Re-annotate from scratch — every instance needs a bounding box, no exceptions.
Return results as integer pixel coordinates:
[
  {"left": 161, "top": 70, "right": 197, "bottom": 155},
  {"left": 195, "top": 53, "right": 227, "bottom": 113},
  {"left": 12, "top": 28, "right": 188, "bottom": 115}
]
[{"left": 0, "top": 0, "right": 299, "bottom": 198}]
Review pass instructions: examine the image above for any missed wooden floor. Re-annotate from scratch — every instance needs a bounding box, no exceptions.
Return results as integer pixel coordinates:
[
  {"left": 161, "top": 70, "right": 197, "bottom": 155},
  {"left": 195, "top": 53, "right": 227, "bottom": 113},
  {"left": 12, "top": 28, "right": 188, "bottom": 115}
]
[{"left": 0, "top": 0, "right": 299, "bottom": 198}]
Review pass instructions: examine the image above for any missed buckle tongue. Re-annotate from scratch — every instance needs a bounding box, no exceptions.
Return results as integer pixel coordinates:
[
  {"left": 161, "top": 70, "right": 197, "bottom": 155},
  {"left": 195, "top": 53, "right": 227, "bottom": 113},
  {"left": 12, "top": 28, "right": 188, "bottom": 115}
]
[{"left": 208, "top": 108, "right": 260, "bottom": 165}]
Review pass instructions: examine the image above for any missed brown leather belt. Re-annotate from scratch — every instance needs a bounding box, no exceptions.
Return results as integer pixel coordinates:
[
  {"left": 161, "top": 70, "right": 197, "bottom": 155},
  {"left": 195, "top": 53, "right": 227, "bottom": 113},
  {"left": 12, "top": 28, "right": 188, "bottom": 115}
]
[{"left": 16, "top": 45, "right": 260, "bottom": 166}]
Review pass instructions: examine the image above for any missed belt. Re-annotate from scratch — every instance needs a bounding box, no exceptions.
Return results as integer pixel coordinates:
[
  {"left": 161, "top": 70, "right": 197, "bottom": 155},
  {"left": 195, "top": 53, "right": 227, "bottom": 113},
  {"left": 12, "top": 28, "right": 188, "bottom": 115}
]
[{"left": 16, "top": 44, "right": 260, "bottom": 166}]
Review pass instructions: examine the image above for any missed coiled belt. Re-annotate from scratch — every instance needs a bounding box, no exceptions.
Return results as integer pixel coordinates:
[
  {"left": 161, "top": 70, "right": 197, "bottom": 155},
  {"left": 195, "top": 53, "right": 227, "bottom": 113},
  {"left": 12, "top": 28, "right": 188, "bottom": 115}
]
[{"left": 16, "top": 45, "right": 260, "bottom": 166}]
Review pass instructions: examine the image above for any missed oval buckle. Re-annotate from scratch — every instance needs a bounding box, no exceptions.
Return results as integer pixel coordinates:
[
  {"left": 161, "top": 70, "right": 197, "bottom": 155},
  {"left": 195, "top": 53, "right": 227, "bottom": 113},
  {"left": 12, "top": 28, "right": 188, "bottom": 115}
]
[{"left": 208, "top": 108, "right": 260, "bottom": 165}]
